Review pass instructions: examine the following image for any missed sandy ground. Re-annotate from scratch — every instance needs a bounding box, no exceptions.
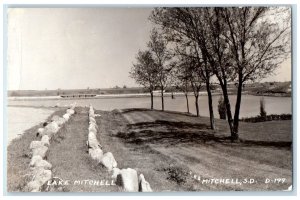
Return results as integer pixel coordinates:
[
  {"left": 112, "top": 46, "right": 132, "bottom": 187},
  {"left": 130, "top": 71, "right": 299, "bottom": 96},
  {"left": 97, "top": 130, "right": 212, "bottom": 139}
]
[{"left": 7, "top": 106, "right": 56, "bottom": 144}]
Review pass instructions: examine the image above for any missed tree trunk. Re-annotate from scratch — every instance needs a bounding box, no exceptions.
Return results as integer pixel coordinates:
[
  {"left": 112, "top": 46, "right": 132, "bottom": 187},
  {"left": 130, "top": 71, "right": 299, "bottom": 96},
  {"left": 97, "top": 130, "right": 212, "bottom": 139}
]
[
  {"left": 150, "top": 90, "right": 154, "bottom": 110},
  {"left": 233, "top": 79, "right": 243, "bottom": 140},
  {"left": 195, "top": 95, "right": 199, "bottom": 117},
  {"left": 206, "top": 78, "right": 215, "bottom": 130},
  {"left": 220, "top": 83, "right": 235, "bottom": 140},
  {"left": 161, "top": 89, "right": 164, "bottom": 111},
  {"left": 185, "top": 93, "right": 190, "bottom": 113}
]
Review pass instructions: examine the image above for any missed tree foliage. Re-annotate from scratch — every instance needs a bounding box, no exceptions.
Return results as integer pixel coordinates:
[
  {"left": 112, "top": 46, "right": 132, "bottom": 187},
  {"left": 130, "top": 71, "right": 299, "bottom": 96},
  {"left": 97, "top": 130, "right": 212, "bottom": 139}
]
[{"left": 150, "top": 7, "right": 291, "bottom": 139}]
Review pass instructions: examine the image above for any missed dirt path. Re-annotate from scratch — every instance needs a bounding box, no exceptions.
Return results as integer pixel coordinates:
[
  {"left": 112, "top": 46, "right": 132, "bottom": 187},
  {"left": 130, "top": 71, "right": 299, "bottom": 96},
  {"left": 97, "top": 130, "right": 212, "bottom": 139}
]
[
  {"left": 95, "top": 110, "right": 195, "bottom": 191},
  {"left": 7, "top": 107, "right": 292, "bottom": 192},
  {"left": 154, "top": 145, "right": 291, "bottom": 191},
  {"left": 120, "top": 109, "right": 292, "bottom": 191}
]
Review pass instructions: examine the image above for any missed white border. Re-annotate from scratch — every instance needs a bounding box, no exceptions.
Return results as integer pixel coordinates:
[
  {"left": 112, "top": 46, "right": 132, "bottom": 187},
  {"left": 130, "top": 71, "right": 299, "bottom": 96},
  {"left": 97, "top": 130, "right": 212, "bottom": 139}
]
[{"left": 1, "top": 1, "right": 299, "bottom": 200}]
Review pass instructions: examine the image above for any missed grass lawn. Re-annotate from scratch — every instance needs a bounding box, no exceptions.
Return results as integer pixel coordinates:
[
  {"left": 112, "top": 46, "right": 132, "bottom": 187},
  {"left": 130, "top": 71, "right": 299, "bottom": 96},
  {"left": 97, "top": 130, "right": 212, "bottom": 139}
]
[
  {"left": 7, "top": 107, "right": 292, "bottom": 192},
  {"left": 119, "top": 108, "right": 292, "bottom": 191}
]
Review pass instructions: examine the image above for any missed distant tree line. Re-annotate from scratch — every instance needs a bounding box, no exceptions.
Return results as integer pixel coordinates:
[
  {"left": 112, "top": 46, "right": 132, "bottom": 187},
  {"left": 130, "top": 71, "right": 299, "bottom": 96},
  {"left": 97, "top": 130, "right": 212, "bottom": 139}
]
[{"left": 130, "top": 7, "right": 291, "bottom": 141}]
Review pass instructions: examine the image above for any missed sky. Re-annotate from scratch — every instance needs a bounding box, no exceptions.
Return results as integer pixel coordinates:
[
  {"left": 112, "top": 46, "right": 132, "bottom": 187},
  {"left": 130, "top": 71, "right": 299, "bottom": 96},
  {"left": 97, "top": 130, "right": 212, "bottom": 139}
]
[{"left": 7, "top": 8, "right": 291, "bottom": 90}]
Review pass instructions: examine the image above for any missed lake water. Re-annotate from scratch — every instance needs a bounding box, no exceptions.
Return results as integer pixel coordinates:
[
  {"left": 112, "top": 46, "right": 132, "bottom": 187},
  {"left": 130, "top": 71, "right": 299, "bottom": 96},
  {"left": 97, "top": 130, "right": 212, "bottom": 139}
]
[
  {"left": 8, "top": 94, "right": 292, "bottom": 118},
  {"left": 7, "top": 107, "right": 55, "bottom": 144}
]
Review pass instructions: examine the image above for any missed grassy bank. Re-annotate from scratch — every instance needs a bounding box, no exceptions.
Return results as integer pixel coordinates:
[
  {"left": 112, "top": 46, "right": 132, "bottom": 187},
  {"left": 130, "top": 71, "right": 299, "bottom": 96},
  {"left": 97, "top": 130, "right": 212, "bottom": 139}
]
[
  {"left": 7, "top": 108, "right": 64, "bottom": 192},
  {"left": 7, "top": 107, "right": 292, "bottom": 192}
]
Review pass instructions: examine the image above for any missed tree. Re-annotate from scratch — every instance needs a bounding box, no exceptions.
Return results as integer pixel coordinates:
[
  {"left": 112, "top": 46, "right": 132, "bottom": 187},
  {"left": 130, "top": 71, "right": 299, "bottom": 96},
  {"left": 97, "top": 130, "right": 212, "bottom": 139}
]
[
  {"left": 150, "top": 7, "right": 290, "bottom": 140},
  {"left": 147, "top": 28, "right": 172, "bottom": 111},
  {"left": 218, "top": 7, "right": 291, "bottom": 139},
  {"left": 172, "top": 44, "right": 204, "bottom": 116},
  {"left": 130, "top": 50, "right": 158, "bottom": 109},
  {"left": 150, "top": 8, "right": 216, "bottom": 129},
  {"left": 189, "top": 57, "right": 203, "bottom": 117},
  {"left": 173, "top": 53, "right": 191, "bottom": 114}
]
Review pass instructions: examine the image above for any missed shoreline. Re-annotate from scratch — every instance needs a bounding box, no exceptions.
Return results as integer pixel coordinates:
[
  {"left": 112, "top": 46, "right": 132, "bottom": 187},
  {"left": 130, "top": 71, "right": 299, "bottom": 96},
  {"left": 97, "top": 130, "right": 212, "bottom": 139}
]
[
  {"left": 7, "top": 107, "right": 292, "bottom": 192},
  {"left": 7, "top": 91, "right": 291, "bottom": 101}
]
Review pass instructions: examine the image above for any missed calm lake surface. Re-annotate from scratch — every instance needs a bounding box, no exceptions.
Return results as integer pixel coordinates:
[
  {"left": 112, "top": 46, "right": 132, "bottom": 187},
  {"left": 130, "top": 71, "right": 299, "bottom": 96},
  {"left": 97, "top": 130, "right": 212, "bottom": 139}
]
[
  {"left": 8, "top": 95, "right": 292, "bottom": 118},
  {"left": 7, "top": 107, "right": 55, "bottom": 144}
]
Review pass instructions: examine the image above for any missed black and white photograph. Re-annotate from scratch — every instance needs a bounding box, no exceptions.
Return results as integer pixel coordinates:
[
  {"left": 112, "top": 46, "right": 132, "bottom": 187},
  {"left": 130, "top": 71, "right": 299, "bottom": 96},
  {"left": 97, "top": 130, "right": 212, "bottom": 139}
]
[{"left": 4, "top": 4, "right": 294, "bottom": 194}]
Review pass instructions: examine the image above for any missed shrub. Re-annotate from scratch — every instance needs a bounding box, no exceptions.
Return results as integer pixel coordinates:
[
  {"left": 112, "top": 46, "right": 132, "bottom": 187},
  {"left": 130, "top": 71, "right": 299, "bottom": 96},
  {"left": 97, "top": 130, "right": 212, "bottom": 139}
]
[
  {"left": 240, "top": 114, "right": 292, "bottom": 123},
  {"left": 218, "top": 96, "right": 227, "bottom": 119},
  {"left": 260, "top": 97, "right": 267, "bottom": 119},
  {"left": 162, "top": 165, "right": 188, "bottom": 185}
]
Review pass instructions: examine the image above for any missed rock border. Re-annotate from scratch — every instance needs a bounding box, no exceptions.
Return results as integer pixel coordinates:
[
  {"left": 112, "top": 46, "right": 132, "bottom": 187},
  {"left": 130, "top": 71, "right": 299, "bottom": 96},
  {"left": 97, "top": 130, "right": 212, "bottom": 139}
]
[
  {"left": 87, "top": 105, "right": 152, "bottom": 192},
  {"left": 25, "top": 103, "right": 77, "bottom": 192}
]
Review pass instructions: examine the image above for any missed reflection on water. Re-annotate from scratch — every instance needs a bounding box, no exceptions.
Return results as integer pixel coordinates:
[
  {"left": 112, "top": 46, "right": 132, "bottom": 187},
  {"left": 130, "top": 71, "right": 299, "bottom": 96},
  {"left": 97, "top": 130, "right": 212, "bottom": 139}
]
[{"left": 8, "top": 95, "right": 291, "bottom": 118}]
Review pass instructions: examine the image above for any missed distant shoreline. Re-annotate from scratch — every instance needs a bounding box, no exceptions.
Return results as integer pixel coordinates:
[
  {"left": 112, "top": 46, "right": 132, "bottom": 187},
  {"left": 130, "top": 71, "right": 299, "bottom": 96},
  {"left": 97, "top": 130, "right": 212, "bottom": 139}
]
[
  {"left": 7, "top": 91, "right": 291, "bottom": 101},
  {"left": 7, "top": 92, "right": 211, "bottom": 101}
]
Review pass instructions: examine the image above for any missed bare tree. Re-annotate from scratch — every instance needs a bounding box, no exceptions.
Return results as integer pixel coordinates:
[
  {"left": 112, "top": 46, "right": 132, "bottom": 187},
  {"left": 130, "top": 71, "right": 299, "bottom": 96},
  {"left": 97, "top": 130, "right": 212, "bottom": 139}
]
[
  {"left": 130, "top": 50, "right": 158, "bottom": 109},
  {"left": 172, "top": 48, "right": 192, "bottom": 113},
  {"left": 150, "top": 8, "right": 216, "bottom": 128},
  {"left": 150, "top": 7, "right": 290, "bottom": 139},
  {"left": 218, "top": 7, "right": 291, "bottom": 139},
  {"left": 148, "top": 28, "right": 172, "bottom": 111},
  {"left": 189, "top": 57, "right": 203, "bottom": 117}
]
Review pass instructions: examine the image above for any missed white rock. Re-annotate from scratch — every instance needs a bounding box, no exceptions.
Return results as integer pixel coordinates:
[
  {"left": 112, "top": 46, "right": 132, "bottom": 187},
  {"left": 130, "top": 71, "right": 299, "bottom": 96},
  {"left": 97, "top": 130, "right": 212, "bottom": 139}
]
[
  {"left": 34, "top": 169, "right": 52, "bottom": 186},
  {"left": 30, "top": 141, "right": 44, "bottom": 150},
  {"left": 41, "top": 135, "right": 50, "bottom": 146},
  {"left": 100, "top": 152, "right": 117, "bottom": 171},
  {"left": 138, "top": 174, "right": 152, "bottom": 192},
  {"left": 30, "top": 155, "right": 43, "bottom": 166},
  {"left": 111, "top": 168, "right": 121, "bottom": 179},
  {"left": 51, "top": 115, "right": 60, "bottom": 122},
  {"left": 88, "top": 125, "right": 97, "bottom": 133},
  {"left": 88, "top": 131, "right": 97, "bottom": 141},
  {"left": 30, "top": 156, "right": 52, "bottom": 170},
  {"left": 63, "top": 113, "right": 70, "bottom": 121},
  {"left": 55, "top": 117, "right": 66, "bottom": 126},
  {"left": 70, "top": 103, "right": 76, "bottom": 110},
  {"left": 89, "top": 128, "right": 97, "bottom": 135},
  {"left": 89, "top": 120, "right": 98, "bottom": 128},
  {"left": 37, "top": 128, "right": 44, "bottom": 137},
  {"left": 42, "top": 130, "right": 54, "bottom": 139},
  {"left": 116, "top": 168, "right": 139, "bottom": 192},
  {"left": 89, "top": 117, "right": 96, "bottom": 124},
  {"left": 89, "top": 148, "right": 103, "bottom": 162},
  {"left": 67, "top": 109, "right": 75, "bottom": 115},
  {"left": 32, "top": 146, "right": 48, "bottom": 158},
  {"left": 45, "top": 121, "right": 59, "bottom": 134},
  {"left": 27, "top": 180, "right": 41, "bottom": 192},
  {"left": 35, "top": 159, "right": 52, "bottom": 170},
  {"left": 88, "top": 137, "right": 101, "bottom": 149},
  {"left": 89, "top": 122, "right": 99, "bottom": 130}
]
